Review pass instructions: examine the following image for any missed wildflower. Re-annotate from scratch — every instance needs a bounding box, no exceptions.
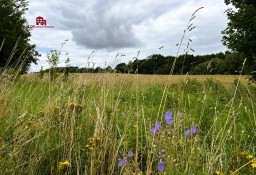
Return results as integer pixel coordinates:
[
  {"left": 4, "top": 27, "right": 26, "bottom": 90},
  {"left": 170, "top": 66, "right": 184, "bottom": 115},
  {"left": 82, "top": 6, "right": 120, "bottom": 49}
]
[
  {"left": 191, "top": 126, "right": 197, "bottom": 134},
  {"left": 246, "top": 154, "right": 253, "bottom": 159},
  {"left": 214, "top": 170, "right": 224, "bottom": 175},
  {"left": 161, "top": 150, "right": 165, "bottom": 155},
  {"left": 158, "top": 160, "right": 165, "bottom": 172},
  {"left": 251, "top": 161, "right": 256, "bottom": 168},
  {"left": 164, "top": 111, "right": 174, "bottom": 125},
  {"left": 151, "top": 122, "right": 161, "bottom": 134},
  {"left": 178, "top": 140, "right": 184, "bottom": 147},
  {"left": 118, "top": 159, "right": 127, "bottom": 167},
  {"left": 151, "top": 127, "right": 157, "bottom": 134},
  {"left": 185, "top": 129, "right": 191, "bottom": 136},
  {"left": 155, "top": 122, "right": 161, "bottom": 130},
  {"left": 58, "top": 160, "right": 71, "bottom": 171},
  {"left": 86, "top": 137, "right": 101, "bottom": 150},
  {"left": 240, "top": 151, "right": 248, "bottom": 156},
  {"left": 128, "top": 151, "right": 134, "bottom": 158},
  {"left": 185, "top": 126, "right": 197, "bottom": 136}
]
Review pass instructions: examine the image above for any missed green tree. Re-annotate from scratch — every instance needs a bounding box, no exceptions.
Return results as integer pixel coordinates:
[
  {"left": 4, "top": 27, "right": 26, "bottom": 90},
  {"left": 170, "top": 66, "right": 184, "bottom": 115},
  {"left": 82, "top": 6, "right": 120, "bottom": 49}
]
[
  {"left": 191, "top": 58, "right": 223, "bottom": 75},
  {"left": 221, "top": 52, "right": 244, "bottom": 74},
  {"left": 0, "top": 0, "right": 39, "bottom": 73},
  {"left": 115, "top": 63, "right": 127, "bottom": 73},
  {"left": 222, "top": 0, "right": 256, "bottom": 78},
  {"left": 47, "top": 50, "right": 59, "bottom": 81}
]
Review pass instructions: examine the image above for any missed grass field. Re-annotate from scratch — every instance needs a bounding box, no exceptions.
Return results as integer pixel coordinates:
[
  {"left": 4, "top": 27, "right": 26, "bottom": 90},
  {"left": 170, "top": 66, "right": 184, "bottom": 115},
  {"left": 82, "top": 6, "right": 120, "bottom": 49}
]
[
  {"left": 0, "top": 73, "right": 256, "bottom": 175},
  {"left": 23, "top": 73, "right": 250, "bottom": 87}
]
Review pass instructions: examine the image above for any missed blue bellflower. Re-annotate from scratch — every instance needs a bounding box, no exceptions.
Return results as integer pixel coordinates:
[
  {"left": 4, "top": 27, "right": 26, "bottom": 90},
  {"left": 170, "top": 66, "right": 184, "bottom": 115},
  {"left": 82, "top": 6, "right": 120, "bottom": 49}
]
[
  {"left": 158, "top": 161, "right": 165, "bottom": 172},
  {"left": 118, "top": 159, "right": 127, "bottom": 167},
  {"left": 128, "top": 151, "right": 134, "bottom": 158},
  {"left": 185, "top": 126, "right": 197, "bottom": 136},
  {"left": 151, "top": 122, "right": 161, "bottom": 134},
  {"left": 164, "top": 111, "right": 174, "bottom": 125}
]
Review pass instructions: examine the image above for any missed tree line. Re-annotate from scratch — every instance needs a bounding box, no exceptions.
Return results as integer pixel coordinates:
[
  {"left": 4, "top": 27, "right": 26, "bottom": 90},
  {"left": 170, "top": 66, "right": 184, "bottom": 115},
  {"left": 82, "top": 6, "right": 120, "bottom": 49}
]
[{"left": 43, "top": 51, "right": 252, "bottom": 75}]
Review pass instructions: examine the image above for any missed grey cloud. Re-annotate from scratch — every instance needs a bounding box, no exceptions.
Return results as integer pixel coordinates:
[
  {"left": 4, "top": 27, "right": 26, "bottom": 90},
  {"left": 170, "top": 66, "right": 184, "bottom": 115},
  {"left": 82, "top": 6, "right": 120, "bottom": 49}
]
[{"left": 49, "top": 0, "right": 185, "bottom": 49}]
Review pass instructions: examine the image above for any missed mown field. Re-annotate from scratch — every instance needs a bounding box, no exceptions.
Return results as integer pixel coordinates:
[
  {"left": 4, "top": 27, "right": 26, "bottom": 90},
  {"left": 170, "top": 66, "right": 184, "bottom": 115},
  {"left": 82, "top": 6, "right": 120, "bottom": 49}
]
[{"left": 0, "top": 74, "right": 256, "bottom": 175}]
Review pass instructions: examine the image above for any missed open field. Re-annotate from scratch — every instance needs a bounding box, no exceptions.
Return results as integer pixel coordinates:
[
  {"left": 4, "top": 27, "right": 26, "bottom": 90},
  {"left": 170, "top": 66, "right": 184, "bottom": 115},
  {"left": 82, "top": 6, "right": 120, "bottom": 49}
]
[
  {"left": 23, "top": 73, "right": 250, "bottom": 87},
  {"left": 1, "top": 73, "right": 256, "bottom": 175}
]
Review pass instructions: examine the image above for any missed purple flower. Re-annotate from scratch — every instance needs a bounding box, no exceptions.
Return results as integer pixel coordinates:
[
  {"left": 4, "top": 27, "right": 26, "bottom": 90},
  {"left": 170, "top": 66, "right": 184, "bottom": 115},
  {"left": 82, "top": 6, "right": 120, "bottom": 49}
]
[
  {"left": 191, "top": 126, "right": 197, "bottom": 134},
  {"left": 164, "top": 111, "right": 174, "bottom": 125},
  {"left": 158, "top": 161, "right": 165, "bottom": 172},
  {"left": 155, "top": 122, "right": 161, "bottom": 130},
  {"left": 161, "top": 150, "right": 165, "bottom": 155},
  {"left": 151, "top": 127, "right": 157, "bottom": 134},
  {"left": 166, "top": 118, "right": 174, "bottom": 125},
  {"left": 128, "top": 151, "right": 134, "bottom": 158},
  {"left": 164, "top": 111, "right": 173, "bottom": 120},
  {"left": 118, "top": 159, "right": 127, "bottom": 167},
  {"left": 185, "top": 129, "right": 191, "bottom": 136},
  {"left": 185, "top": 126, "right": 197, "bottom": 136},
  {"left": 151, "top": 122, "right": 161, "bottom": 134}
]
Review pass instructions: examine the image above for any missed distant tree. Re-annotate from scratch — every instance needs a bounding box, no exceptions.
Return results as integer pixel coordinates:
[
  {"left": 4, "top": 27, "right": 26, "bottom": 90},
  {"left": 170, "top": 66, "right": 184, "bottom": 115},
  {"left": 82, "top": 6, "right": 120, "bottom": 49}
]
[
  {"left": 115, "top": 63, "right": 127, "bottom": 73},
  {"left": 222, "top": 0, "right": 256, "bottom": 80},
  {"left": 104, "top": 66, "right": 113, "bottom": 73},
  {"left": 0, "top": 0, "right": 39, "bottom": 73},
  {"left": 221, "top": 52, "right": 244, "bottom": 74},
  {"left": 191, "top": 58, "right": 223, "bottom": 75},
  {"left": 94, "top": 67, "right": 102, "bottom": 73}
]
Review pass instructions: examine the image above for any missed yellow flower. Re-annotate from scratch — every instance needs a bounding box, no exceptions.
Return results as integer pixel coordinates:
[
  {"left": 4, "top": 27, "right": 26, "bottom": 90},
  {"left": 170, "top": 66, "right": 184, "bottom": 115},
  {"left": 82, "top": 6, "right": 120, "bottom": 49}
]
[
  {"left": 86, "top": 137, "right": 101, "bottom": 151},
  {"left": 251, "top": 161, "right": 256, "bottom": 168},
  {"left": 58, "top": 160, "right": 71, "bottom": 171},
  {"left": 214, "top": 170, "right": 224, "bottom": 175},
  {"left": 246, "top": 154, "right": 253, "bottom": 159},
  {"left": 240, "top": 151, "right": 248, "bottom": 156},
  {"left": 177, "top": 140, "right": 184, "bottom": 147}
]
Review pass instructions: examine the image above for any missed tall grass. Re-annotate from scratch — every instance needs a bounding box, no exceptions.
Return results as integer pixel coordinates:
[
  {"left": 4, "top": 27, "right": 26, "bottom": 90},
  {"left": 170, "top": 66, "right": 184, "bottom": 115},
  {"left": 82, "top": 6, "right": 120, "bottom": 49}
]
[{"left": 0, "top": 73, "right": 256, "bottom": 174}]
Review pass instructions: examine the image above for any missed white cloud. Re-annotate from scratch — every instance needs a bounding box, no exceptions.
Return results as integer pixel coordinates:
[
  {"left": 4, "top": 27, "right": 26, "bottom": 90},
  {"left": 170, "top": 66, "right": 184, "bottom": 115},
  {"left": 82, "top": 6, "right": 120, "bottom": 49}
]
[{"left": 26, "top": 0, "right": 229, "bottom": 72}]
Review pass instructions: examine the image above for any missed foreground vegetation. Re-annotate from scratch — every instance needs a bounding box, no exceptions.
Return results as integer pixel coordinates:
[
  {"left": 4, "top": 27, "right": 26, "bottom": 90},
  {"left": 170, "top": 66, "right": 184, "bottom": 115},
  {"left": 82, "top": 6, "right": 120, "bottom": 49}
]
[{"left": 0, "top": 74, "right": 256, "bottom": 175}]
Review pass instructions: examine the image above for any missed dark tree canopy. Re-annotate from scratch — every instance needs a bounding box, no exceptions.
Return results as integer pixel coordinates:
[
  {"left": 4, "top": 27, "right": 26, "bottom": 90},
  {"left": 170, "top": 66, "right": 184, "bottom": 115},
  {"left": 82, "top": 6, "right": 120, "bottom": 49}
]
[
  {"left": 222, "top": 0, "right": 256, "bottom": 66},
  {"left": 0, "top": 0, "right": 39, "bottom": 73}
]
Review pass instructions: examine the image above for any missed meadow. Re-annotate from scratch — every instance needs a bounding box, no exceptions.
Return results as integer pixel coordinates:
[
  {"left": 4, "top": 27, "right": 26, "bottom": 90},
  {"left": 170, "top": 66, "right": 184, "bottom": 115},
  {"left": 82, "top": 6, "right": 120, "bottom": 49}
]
[{"left": 0, "top": 73, "right": 256, "bottom": 175}]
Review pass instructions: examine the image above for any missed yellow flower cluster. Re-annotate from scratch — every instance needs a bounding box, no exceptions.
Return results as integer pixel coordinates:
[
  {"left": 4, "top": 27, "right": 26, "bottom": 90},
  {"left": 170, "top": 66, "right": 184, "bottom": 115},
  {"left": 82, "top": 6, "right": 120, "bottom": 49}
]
[
  {"left": 58, "top": 160, "right": 71, "bottom": 171},
  {"left": 85, "top": 137, "right": 101, "bottom": 150},
  {"left": 239, "top": 151, "right": 254, "bottom": 160}
]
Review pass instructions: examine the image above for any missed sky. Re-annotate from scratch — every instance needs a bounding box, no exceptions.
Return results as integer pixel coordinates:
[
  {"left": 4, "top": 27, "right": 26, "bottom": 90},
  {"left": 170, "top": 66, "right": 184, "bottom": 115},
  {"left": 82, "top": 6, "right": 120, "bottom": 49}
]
[{"left": 25, "top": 0, "right": 231, "bottom": 72}]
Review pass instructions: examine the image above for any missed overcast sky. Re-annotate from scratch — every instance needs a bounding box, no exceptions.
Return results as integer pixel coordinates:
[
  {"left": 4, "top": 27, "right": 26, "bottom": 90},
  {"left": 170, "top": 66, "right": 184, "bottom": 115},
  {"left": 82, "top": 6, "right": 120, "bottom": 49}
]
[{"left": 25, "top": 0, "right": 230, "bottom": 72}]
